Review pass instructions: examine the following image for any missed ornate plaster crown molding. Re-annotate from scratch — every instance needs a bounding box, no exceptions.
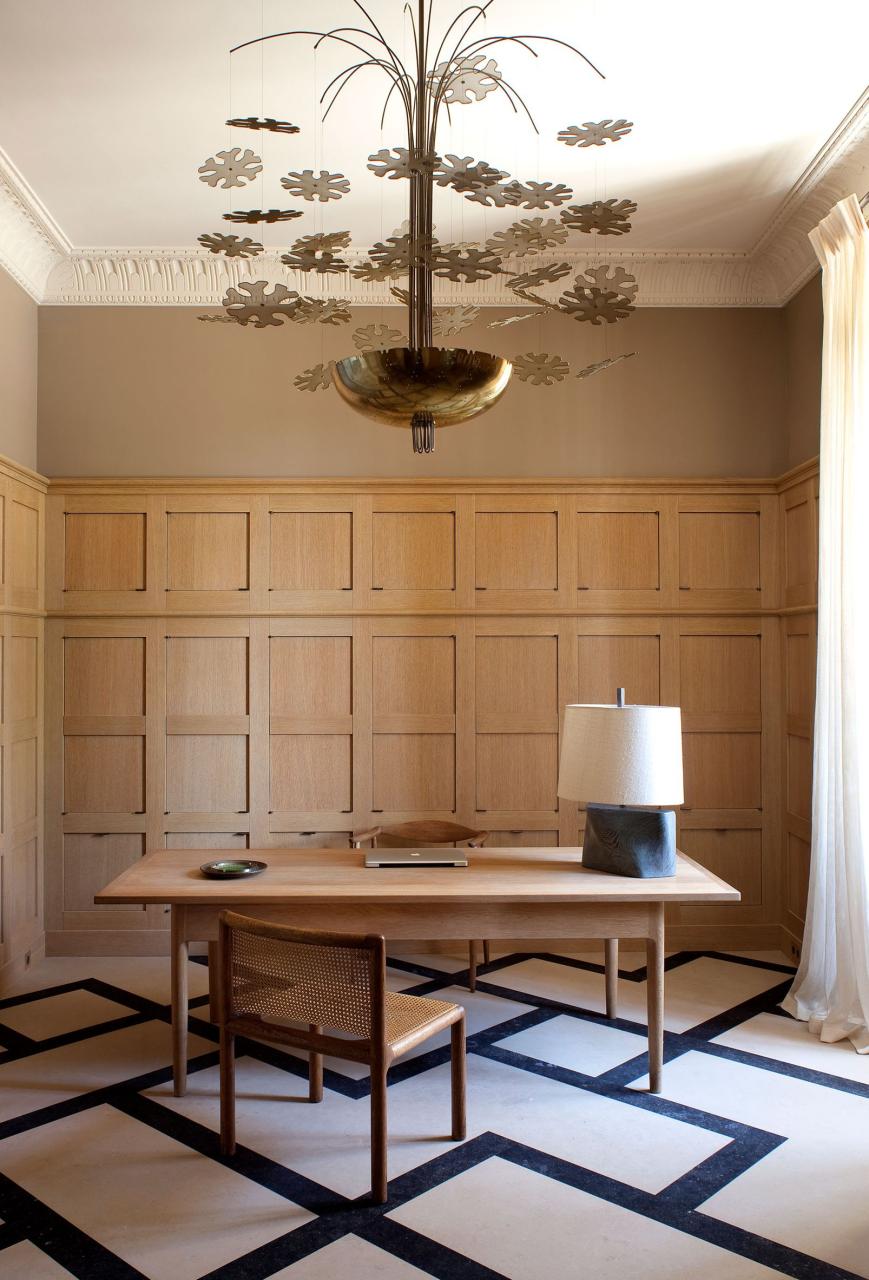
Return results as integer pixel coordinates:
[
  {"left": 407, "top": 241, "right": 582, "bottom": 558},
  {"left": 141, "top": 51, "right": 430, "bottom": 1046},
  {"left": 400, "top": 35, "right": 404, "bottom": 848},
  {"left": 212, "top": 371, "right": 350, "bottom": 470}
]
[
  {"left": 0, "top": 146, "right": 69, "bottom": 300},
  {"left": 4, "top": 95, "right": 868, "bottom": 307}
]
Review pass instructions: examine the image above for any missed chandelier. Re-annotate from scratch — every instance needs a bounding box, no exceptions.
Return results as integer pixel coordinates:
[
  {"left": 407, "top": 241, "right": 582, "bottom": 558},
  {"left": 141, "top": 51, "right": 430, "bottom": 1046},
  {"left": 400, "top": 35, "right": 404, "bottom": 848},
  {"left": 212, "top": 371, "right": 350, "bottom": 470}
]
[{"left": 197, "top": 1, "right": 639, "bottom": 453}]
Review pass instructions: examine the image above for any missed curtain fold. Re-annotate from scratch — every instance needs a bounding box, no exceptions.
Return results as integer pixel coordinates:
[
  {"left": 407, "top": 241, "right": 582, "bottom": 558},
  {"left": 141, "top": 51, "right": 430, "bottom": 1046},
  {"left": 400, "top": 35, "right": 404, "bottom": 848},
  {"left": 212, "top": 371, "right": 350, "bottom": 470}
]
[{"left": 783, "top": 194, "right": 869, "bottom": 1052}]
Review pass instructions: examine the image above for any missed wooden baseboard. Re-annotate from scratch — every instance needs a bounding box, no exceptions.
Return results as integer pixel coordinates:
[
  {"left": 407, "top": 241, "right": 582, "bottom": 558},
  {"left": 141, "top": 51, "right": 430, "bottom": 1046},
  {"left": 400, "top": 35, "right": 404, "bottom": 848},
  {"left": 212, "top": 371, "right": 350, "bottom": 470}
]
[{"left": 779, "top": 923, "right": 803, "bottom": 966}]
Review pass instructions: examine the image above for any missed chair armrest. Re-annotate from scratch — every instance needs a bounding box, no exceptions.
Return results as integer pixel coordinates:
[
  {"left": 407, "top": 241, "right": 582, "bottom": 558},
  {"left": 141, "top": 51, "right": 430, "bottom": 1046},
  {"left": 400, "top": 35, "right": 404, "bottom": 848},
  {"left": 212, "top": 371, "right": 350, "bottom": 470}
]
[
  {"left": 351, "top": 827, "right": 382, "bottom": 847},
  {"left": 468, "top": 832, "right": 490, "bottom": 847}
]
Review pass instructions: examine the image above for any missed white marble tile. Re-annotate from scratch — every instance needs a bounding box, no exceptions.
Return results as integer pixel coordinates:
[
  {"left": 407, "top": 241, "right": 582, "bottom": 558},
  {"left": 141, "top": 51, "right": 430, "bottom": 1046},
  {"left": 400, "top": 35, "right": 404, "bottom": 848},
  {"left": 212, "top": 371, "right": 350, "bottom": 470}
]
[
  {"left": 490, "top": 955, "right": 785, "bottom": 1033},
  {"left": 0, "top": 1105, "right": 310, "bottom": 1280},
  {"left": 0, "top": 1022, "right": 214, "bottom": 1123},
  {"left": 389, "top": 1157, "right": 783, "bottom": 1280},
  {"left": 268, "top": 1234, "right": 433, "bottom": 1278},
  {"left": 632, "top": 1049, "right": 869, "bottom": 1277},
  {"left": 714, "top": 1011, "right": 869, "bottom": 1084},
  {"left": 497, "top": 1013, "right": 647, "bottom": 1075},
  {"left": 260, "top": 986, "right": 530, "bottom": 1082},
  {"left": 0, "top": 990, "right": 134, "bottom": 1041},
  {"left": 0, "top": 1240, "right": 77, "bottom": 1278},
  {"left": 151, "top": 1049, "right": 725, "bottom": 1199}
]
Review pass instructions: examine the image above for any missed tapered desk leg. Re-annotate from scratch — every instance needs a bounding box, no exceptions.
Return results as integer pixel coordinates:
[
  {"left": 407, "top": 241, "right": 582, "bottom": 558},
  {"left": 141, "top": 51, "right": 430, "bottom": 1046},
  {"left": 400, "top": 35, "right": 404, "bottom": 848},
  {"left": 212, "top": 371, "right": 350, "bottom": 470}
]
[
  {"left": 605, "top": 939, "right": 619, "bottom": 1018},
  {"left": 646, "top": 904, "right": 664, "bottom": 1094},
  {"left": 171, "top": 906, "right": 189, "bottom": 1097}
]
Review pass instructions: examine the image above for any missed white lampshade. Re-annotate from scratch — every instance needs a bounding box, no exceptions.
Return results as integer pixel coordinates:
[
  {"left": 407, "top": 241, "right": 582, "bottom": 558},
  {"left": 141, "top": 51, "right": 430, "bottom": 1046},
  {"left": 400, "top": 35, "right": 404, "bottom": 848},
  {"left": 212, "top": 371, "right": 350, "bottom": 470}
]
[{"left": 557, "top": 703, "right": 684, "bottom": 806}]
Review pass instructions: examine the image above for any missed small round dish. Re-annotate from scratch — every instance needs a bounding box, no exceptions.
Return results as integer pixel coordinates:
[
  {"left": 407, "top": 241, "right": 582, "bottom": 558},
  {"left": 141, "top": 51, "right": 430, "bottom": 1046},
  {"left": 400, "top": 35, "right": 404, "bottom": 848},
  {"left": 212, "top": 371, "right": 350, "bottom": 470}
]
[{"left": 199, "top": 859, "right": 268, "bottom": 880}]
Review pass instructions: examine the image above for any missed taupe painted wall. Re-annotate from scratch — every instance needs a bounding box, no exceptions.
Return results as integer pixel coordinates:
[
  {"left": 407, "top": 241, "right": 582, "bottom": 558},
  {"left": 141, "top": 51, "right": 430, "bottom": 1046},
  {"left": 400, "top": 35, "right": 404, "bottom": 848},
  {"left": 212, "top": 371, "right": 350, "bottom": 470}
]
[
  {"left": 0, "top": 265, "right": 38, "bottom": 471},
  {"left": 784, "top": 273, "right": 822, "bottom": 470},
  {"left": 37, "top": 304, "right": 788, "bottom": 478}
]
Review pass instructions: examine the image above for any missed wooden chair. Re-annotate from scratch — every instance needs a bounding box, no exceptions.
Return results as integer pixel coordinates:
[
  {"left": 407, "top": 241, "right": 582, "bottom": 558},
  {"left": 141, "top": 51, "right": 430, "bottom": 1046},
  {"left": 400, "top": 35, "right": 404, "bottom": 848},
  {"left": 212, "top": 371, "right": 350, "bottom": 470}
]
[
  {"left": 351, "top": 823, "right": 621, "bottom": 1016},
  {"left": 351, "top": 820, "right": 490, "bottom": 991},
  {"left": 217, "top": 910, "right": 466, "bottom": 1205}
]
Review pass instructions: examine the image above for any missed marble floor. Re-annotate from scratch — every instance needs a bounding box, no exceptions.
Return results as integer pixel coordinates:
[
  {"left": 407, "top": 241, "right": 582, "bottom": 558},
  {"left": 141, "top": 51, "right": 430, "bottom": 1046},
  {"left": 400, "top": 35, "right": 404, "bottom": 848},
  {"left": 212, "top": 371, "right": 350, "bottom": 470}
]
[{"left": 0, "top": 947, "right": 867, "bottom": 1280}]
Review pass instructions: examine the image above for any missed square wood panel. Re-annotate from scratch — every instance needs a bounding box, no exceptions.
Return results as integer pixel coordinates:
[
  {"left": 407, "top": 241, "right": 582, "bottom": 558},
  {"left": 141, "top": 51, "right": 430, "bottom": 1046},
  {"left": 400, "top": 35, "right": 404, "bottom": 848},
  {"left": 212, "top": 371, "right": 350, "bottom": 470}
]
[
  {"left": 271, "top": 736, "right": 351, "bottom": 812},
  {"left": 682, "top": 733, "right": 761, "bottom": 809},
  {"left": 7, "top": 501, "right": 39, "bottom": 590},
  {"left": 786, "top": 633, "right": 814, "bottom": 721},
  {"left": 63, "top": 834, "right": 146, "bottom": 911},
  {"left": 165, "top": 833, "right": 248, "bottom": 850},
  {"left": 271, "top": 636, "right": 352, "bottom": 719},
  {"left": 785, "top": 498, "right": 814, "bottom": 591},
  {"left": 8, "top": 635, "right": 38, "bottom": 722},
  {"left": 476, "top": 734, "right": 558, "bottom": 812},
  {"left": 373, "top": 735, "right": 455, "bottom": 811},
  {"left": 10, "top": 738, "right": 38, "bottom": 826},
  {"left": 487, "top": 830, "right": 559, "bottom": 847},
  {"left": 270, "top": 512, "right": 352, "bottom": 591},
  {"left": 165, "top": 736, "right": 248, "bottom": 813},
  {"left": 787, "top": 733, "right": 812, "bottom": 822},
  {"left": 65, "top": 514, "right": 145, "bottom": 592},
  {"left": 167, "top": 638, "right": 248, "bottom": 716},
  {"left": 475, "top": 513, "right": 557, "bottom": 590},
  {"left": 373, "top": 636, "right": 455, "bottom": 717},
  {"left": 167, "top": 512, "right": 249, "bottom": 590},
  {"left": 476, "top": 636, "right": 557, "bottom": 724},
  {"left": 680, "top": 635, "right": 761, "bottom": 715},
  {"left": 2, "top": 839, "right": 39, "bottom": 934},
  {"left": 576, "top": 635, "right": 660, "bottom": 706},
  {"left": 64, "top": 737, "right": 144, "bottom": 813},
  {"left": 679, "top": 512, "right": 760, "bottom": 590},
  {"left": 64, "top": 638, "right": 145, "bottom": 717},
  {"left": 372, "top": 513, "right": 455, "bottom": 591},
  {"left": 786, "top": 833, "right": 810, "bottom": 920},
  {"left": 577, "top": 512, "right": 659, "bottom": 590}
]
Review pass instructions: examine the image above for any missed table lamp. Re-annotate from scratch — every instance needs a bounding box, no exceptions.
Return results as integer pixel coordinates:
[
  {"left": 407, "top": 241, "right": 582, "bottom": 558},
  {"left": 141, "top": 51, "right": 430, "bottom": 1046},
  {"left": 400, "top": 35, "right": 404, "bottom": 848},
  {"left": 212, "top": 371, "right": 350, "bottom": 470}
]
[{"left": 557, "top": 689, "right": 684, "bottom": 877}]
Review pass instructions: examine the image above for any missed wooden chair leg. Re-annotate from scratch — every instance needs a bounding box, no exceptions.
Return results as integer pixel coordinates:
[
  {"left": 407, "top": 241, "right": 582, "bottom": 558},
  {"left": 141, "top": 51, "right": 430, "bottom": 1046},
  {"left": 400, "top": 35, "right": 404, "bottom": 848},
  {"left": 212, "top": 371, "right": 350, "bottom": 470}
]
[
  {"left": 219, "top": 1027, "right": 236, "bottom": 1156},
  {"left": 451, "top": 1016, "right": 466, "bottom": 1140},
  {"left": 605, "top": 938, "right": 619, "bottom": 1019},
  {"left": 309, "top": 1024, "right": 323, "bottom": 1103},
  {"left": 483, "top": 940, "right": 491, "bottom": 965},
  {"left": 467, "top": 940, "right": 477, "bottom": 992},
  {"left": 370, "top": 1059, "right": 388, "bottom": 1204}
]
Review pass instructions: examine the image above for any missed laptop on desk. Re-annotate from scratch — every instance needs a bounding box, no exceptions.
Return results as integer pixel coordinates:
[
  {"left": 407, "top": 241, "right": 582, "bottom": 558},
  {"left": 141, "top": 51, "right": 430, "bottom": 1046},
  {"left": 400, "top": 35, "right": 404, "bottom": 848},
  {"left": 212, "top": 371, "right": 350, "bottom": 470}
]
[{"left": 363, "top": 848, "right": 469, "bottom": 868}]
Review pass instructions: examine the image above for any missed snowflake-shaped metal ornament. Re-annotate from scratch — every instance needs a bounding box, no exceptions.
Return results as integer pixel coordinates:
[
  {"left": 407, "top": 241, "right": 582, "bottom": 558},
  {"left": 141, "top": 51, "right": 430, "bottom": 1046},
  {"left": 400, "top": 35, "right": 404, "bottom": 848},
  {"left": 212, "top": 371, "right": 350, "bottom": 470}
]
[
  {"left": 280, "top": 248, "right": 348, "bottom": 274},
  {"left": 433, "top": 305, "right": 481, "bottom": 337},
  {"left": 197, "top": 148, "right": 263, "bottom": 189},
  {"left": 223, "top": 281, "right": 300, "bottom": 327},
  {"left": 500, "top": 180, "right": 573, "bottom": 211},
  {"left": 579, "top": 264, "right": 638, "bottom": 302},
  {"left": 370, "top": 233, "right": 437, "bottom": 275},
  {"left": 506, "top": 261, "right": 572, "bottom": 290},
  {"left": 464, "top": 181, "right": 524, "bottom": 208},
  {"left": 431, "top": 247, "right": 503, "bottom": 282},
  {"left": 431, "top": 55, "right": 502, "bottom": 104},
  {"left": 197, "top": 314, "right": 235, "bottom": 323},
  {"left": 512, "top": 352, "right": 571, "bottom": 385},
  {"left": 367, "top": 147, "right": 439, "bottom": 179},
  {"left": 576, "top": 352, "right": 637, "bottom": 379},
  {"left": 487, "top": 310, "right": 538, "bottom": 329},
  {"left": 557, "top": 119, "right": 633, "bottom": 147},
  {"left": 294, "top": 362, "right": 335, "bottom": 392},
  {"left": 294, "top": 297, "right": 352, "bottom": 326},
  {"left": 197, "top": 232, "right": 263, "bottom": 258},
  {"left": 559, "top": 283, "right": 635, "bottom": 324},
  {"left": 280, "top": 169, "right": 350, "bottom": 201},
  {"left": 226, "top": 116, "right": 301, "bottom": 134},
  {"left": 434, "top": 155, "right": 508, "bottom": 193},
  {"left": 292, "top": 231, "right": 352, "bottom": 254},
  {"left": 352, "top": 324, "right": 405, "bottom": 351},
  {"left": 223, "top": 209, "right": 304, "bottom": 224},
  {"left": 350, "top": 259, "right": 401, "bottom": 283},
  {"left": 487, "top": 217, "right": 568, "bottom": 258},
  {"left": 561, "top": 198, "right": 637, "bottom": 235},
  {"left": 390, "top": 285, "right": 411, "bottom": 306}
]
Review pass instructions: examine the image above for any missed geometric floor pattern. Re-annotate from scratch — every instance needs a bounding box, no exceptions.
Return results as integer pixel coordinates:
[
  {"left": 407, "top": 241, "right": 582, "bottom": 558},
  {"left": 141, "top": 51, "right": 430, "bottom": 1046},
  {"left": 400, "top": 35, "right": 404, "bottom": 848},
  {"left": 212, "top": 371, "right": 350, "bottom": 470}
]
[{"left": 1, "top": 948, "right": 868, "bottom": 1280}]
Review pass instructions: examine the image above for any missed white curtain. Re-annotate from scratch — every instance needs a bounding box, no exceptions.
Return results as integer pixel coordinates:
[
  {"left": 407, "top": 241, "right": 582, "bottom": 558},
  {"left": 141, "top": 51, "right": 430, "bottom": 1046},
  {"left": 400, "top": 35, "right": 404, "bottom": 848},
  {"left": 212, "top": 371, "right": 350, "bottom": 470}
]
[{"left": 783, "top": 194, "right": 869, "bottom": 1052}]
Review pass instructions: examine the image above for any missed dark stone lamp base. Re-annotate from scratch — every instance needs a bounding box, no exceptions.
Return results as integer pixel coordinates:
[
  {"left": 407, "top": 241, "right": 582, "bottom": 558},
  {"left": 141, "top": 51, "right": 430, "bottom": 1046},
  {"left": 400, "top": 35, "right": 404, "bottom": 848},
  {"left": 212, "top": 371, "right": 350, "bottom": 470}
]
[{"left": 582, "top": 804, "right": 676, "bottom": 878}]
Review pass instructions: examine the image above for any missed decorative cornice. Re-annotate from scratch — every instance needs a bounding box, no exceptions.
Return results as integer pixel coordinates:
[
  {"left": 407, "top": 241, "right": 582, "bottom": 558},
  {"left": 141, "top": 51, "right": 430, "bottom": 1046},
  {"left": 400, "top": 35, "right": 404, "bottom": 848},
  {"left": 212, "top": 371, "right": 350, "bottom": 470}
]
[
  {"left": 0, "top": 146, "right": 69, "bottom": 301},
  {"left": 4, "top": 95, "right": 868, "bottom": 307}
]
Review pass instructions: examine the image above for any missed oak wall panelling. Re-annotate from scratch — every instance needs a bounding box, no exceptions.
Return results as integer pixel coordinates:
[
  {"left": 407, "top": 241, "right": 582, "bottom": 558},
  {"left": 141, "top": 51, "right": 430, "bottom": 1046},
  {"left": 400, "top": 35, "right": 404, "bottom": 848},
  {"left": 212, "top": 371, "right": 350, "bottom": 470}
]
[
  {"left": 0, "top": 458, "right": 46, "bottom": 977},
  {"left": 41, "top": 468, "right": 818, "bottom": 957}
]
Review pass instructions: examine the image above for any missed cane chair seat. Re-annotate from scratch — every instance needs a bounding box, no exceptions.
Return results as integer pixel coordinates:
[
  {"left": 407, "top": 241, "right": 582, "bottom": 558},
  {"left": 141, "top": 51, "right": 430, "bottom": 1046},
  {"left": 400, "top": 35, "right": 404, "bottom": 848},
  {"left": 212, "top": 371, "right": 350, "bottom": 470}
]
[{"left": 383, "top": 990, "right": 461, "bottom": 1050}]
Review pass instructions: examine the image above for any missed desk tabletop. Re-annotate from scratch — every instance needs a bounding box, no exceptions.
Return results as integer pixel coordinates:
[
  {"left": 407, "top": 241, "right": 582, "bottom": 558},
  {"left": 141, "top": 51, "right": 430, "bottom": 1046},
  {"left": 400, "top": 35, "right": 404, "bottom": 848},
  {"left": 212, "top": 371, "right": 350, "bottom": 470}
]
[{"left": 95, "top": 847, "right": 740, "bottom": 907}]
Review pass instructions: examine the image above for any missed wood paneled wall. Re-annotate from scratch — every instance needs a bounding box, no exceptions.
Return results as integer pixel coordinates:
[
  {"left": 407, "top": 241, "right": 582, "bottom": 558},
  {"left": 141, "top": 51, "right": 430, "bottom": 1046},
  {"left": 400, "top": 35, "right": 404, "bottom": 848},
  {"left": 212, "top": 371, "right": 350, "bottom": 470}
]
[
  {"left": 0, "top": 458, "right": 45, "bottom": 977},
  {"left": 41, "top": 475, "right": 810, "bottom": 956},
  {"left": 779, "top": 462, "right": 819, "bottom": 954}
]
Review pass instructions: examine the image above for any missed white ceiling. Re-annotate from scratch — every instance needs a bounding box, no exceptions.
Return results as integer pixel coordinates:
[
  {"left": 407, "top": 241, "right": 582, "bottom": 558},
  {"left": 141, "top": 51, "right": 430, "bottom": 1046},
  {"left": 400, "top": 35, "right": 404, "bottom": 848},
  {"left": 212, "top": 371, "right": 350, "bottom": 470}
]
[{"left": 0, "top": 0, "right": 867, "bottom": 257}]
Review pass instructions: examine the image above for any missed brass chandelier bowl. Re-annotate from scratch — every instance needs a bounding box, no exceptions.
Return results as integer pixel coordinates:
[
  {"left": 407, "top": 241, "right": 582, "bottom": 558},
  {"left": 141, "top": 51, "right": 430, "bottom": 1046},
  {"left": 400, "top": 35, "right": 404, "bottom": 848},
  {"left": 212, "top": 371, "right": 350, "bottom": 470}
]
[{"left": 332, "top": 347, "right": 513, "bottom": 452}]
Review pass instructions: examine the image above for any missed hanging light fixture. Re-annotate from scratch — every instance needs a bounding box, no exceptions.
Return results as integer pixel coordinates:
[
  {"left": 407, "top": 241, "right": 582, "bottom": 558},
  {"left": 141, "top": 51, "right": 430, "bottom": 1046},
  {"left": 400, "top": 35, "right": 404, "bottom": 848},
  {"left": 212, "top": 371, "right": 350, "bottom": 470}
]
[{"left": 197, "top": 1, "right": 640, "bottom": 453}]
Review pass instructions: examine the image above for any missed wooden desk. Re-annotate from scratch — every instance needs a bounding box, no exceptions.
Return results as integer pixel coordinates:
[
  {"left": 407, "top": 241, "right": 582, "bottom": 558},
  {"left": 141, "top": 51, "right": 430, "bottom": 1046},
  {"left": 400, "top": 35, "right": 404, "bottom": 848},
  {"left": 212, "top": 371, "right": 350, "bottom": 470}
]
[{"left": 96, "top": 848, "right": 739, "bottom": 1097}]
